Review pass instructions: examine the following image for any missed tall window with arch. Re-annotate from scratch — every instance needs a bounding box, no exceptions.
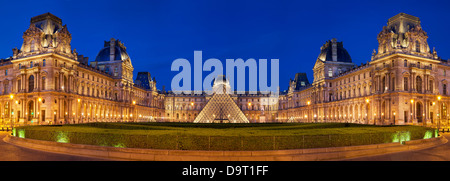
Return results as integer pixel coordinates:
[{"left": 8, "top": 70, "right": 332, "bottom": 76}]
[
  {"left": 404, "top": 77, "right": 408, "bottom": 91},
  {"left": 429, "top": 80, "right": 433, "bottom": 92},
  {"left": 416, "top": 76, "right": 422, "bottom": 93},
  {"left": 42, "top": 77, "right": 46, "bottom": 90},
  {"left": 29, "top": 75, "right": 34, "bottom": 92},
  {"left": 444, "top": 84, "right": 447, "bottom": 96}
]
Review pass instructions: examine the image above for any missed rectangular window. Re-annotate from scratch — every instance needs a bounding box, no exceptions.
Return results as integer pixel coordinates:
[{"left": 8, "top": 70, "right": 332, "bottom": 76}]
[{"left": 404, "top": 77, "right": 408, "bottom": 91}]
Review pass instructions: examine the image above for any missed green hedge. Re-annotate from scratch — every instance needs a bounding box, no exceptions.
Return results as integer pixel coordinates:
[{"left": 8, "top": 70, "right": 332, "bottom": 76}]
[{"left": 12, "top": 123, "right": 438, "bottom": 151}]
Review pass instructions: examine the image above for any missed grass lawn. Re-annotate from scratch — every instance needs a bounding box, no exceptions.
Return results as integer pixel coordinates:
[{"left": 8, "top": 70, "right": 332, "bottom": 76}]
[{"left": 13, "top": 122, "right": 437, "bottom": 151}]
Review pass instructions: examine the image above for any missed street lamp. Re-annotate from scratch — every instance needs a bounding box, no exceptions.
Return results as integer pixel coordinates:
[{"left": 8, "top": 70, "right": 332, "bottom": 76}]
[
  {"left": 9, "top": 94, "right": 13, "bottom": 129},
  {"left": 438, "top": 96, "right": 442, "bottom": 132},
  {"left": 410, "top": 99, "right": 414, "bottom": 124},
  {"left": 38, "top": 97, "right": 42, "bottom": 125},
  {"left": 393, "top": 112, "right": 396, "bottom": 125}
]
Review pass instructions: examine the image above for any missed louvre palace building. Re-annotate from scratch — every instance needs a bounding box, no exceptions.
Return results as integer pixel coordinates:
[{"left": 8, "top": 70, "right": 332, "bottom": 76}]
[{"left": 0, "top": 12, "right": 448, "bottom": 127}]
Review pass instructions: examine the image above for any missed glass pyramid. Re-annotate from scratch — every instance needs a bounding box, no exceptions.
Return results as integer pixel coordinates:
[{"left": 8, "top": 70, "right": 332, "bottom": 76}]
[{"left": 194, "top": 75, "right": 249, "bottom": 123}]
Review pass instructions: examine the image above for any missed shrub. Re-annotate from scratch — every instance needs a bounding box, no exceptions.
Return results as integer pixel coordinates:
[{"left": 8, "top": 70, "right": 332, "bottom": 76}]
[{"left": 13, "top": 123, "right": 437, "bottom": 151}]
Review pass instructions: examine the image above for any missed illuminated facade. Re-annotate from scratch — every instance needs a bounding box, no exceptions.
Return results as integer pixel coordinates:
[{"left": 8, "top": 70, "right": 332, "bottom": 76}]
[
  {"left": 0, "top": 12, "right": 447, "bottom": 127},
  {"left": 0, "top": 13, "right": 164, "bottom": 126},
  {"left": 278, "top": 13, "right": 448, "bottom": 127}
]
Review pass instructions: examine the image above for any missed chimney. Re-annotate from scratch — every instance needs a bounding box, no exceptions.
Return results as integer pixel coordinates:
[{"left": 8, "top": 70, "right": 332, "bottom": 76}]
[
  {"left": 331, "top": 38, "right": 337, "bottom": 61},
  {"left": 109, "top": 38, "right": 116, "bottom": 61}
]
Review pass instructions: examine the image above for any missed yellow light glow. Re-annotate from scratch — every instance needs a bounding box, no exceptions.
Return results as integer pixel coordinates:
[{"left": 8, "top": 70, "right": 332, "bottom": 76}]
[
  {"left": 38, "top": 98, "right": 42, "bottom": 102},
  {"left": 438, "top": 96, "right": 442, "bottom": 101},
  {"left": 9, "top": 94, "right": 13, "bottom": 99},
  {"left": 410, "top": 99, "right": 414, "bottom": 103},
  {"left": 307, "top": 101, "right": 311, "bottom": 105},
  {"left": 132, "top": 101, "right": 136, "bottom": 105},
  {"left": 365, "top": 99, "right": 369, "bottom": 103}
]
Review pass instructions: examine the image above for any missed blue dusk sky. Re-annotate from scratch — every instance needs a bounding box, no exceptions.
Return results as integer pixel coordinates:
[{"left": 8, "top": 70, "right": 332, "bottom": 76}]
[{"left": 0, "top": 0, "right": 450, "bottom": 91}]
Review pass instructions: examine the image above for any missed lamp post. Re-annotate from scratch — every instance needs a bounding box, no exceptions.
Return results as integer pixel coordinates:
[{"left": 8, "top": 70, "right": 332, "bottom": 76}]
[
  {"left": 307, "top": 101, "right": 311, "bottom": 123},
  {"left": 410, "top": 99, "right": 414, "bottom": 124},
  {"left": 132, "top": 100, "right": 136, "bottom": 122},
  {"left": 438, "top": 96, "right": 441, "bottom": 132},
  {"left": 38, "top": 97, "right": 42, "bottom": 125},
  {"left": 393, "top": 112, "right": 396, "bottom": 125},
  {"left": 9, "top": 94, "right": 14, "bottom": 129},
  {"left": 365, "top": 98, "right": 369, "bottom": 124}
]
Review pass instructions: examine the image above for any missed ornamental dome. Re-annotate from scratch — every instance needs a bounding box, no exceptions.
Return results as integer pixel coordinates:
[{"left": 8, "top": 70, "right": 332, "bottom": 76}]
[
  {"left": 316, "top": 38, "right": 352, "bottom": 63},
  {"left": 94, "top": 38, "right": 130, "bottom": 62}
]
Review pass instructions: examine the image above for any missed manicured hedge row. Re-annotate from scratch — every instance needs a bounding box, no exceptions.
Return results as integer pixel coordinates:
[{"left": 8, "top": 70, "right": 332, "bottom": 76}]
[{"left": 12, "top": 125, "right": 438, "bottom": 151}]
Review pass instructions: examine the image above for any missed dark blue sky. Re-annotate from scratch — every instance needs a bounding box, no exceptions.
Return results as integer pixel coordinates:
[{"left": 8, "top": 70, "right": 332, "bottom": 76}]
[{"left": 1, "top": 0, "right": 450, "bottom": 91}]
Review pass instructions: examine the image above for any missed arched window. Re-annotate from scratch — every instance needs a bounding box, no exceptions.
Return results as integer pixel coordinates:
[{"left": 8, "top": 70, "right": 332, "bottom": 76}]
[
  {"left": 391, "top": 77, "right": 395, "bottom": 91},
  {"left": 444, "top": 84, "right": 447, "bottom": 96},
  {"left": 18, "top": 79, "right": 21, "bottom": 92},
  {"left": 404, "top": 77, "right": 408, "bottom": 91},
  {"left": 429, "top": 80, "right": 433, "bottom": 92},
  {"left": 416, "top": 76, "right": 422, "bottom": 93},
  {"left": 54, "top": 76, "right": 58, "bottom": 90},
  {"left": 29, "top": 75, "right": 34, "bottom": 92},
  {"left": 42, "top": 77, "right": 46, "bottom": 90},
  {"left": 43, "top": 59, "right": 46, "bottom": 67}
]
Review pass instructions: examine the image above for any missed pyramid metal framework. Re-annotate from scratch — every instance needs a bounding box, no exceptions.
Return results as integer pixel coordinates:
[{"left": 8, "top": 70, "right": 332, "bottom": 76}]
[
  {"left": 193, "top": 75, "right": 250, "bottom": 123},
  {"left": 193, "top": 92, "right": 250, "bottom": 123}
]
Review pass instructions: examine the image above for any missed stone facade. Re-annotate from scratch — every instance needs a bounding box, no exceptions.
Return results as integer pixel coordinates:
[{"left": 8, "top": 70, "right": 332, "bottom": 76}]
[
  {"left": 0, "top": 13, "right": 164, "bottom": 127},
  {"left": 278, "top": 13, "right": 449, "bottom": 127},
  {"left": 0, "top": 12, "right": 447, "bottom": 127}
]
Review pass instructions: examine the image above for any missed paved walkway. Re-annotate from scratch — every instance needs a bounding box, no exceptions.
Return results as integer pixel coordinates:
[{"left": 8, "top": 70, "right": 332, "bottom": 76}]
[
  {"left": 342, "top": 133, "right": 450, "bottom": 161},
  {"left": 0, "top": 132, "right": 111, "bottom": 161}
]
